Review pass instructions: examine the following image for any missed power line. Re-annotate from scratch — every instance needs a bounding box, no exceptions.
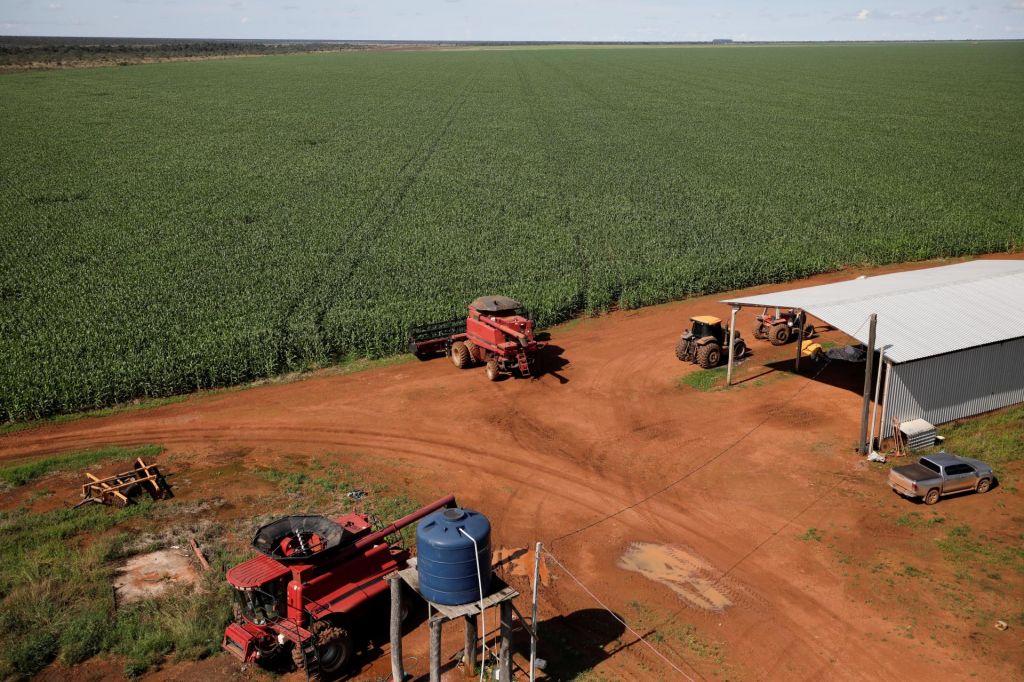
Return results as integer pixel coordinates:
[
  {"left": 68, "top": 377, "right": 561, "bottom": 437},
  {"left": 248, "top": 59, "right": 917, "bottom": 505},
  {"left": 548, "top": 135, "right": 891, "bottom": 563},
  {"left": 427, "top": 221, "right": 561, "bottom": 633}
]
[{"left": 542, "top": 547, "right": 701, "bottom": 682}]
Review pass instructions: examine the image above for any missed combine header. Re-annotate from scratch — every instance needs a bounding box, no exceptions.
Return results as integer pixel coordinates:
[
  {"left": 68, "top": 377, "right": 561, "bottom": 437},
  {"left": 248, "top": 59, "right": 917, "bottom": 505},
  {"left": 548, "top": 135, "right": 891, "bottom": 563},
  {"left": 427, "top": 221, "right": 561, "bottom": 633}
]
[
  {"left": 408, "top": 296, "right": 543, "bottom": 381},
  {"left": 222, "top": 495, "right": 457, "bottom": 679}
]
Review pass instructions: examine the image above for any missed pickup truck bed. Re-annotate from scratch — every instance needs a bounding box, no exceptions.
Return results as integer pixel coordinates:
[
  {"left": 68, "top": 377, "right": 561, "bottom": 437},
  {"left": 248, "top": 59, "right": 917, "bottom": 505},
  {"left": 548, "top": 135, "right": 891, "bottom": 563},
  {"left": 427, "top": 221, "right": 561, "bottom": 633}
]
[{"left": 891, "top": 463, "right": 935, "bottom": 482}]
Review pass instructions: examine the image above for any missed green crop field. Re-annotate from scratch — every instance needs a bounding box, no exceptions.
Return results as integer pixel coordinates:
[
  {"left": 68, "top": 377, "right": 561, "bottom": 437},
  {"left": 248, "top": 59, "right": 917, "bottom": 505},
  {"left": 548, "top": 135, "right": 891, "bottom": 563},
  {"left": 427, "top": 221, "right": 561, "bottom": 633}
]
[{"left": 1, "top": 43, "right": 1022, "bottom": 421}]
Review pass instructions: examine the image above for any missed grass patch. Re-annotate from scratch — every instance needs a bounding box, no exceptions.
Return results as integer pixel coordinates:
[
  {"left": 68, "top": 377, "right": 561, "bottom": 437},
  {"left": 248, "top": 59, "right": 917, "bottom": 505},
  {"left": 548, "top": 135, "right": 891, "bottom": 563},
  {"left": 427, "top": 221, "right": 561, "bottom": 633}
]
[
  {"left": 0, "top": 443, "right": 234, "bottom": 678},
  {"left": 678, "top": 366, "right": 727, "bottom": 392},
  {"left": 798, "top": 527, "right": 823, "bottom": 542},
  {"left": 936, "top": 525, "right": 1024, "bottom": 582},
  {"left": 925, "top": 405, "right": 1024, "bottom": 469},
  {"left": 894, "top": 512, "right": 945, "bottom": 529},
  {"left": 0, "top": 444, "right": 162, "bottom": 489}
]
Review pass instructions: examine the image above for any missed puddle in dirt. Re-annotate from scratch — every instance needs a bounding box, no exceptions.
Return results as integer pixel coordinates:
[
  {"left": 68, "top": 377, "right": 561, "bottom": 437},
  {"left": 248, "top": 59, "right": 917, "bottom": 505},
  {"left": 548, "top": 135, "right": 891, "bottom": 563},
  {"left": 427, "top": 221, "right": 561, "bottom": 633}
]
[
  {"left": 113, "top": 549, "right": 199, "bottom": 606},
  {"left": 618, "top": 542, "right": 732, "bottom": 612}
]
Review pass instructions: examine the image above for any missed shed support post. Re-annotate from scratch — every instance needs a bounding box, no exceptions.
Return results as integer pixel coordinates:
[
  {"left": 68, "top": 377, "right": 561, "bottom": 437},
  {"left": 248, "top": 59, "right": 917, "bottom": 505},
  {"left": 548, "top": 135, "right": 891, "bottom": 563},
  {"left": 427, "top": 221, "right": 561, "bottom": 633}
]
[
  {"left": 499, "top": 601, "right": 512, "bottom": 681},
  {"left": 795, "top": 309, "right": 805, "bottom": 372},
  {"left": 879, "top": 358, "right": 894, "bottom": 441},
  {"left": 726, "top": 306, "right": 739, "bottom": 386},
  {"left": 389, "top": 575, "right": 405, "bottom": 682},
  {"left": 464, "top": 614, "right": 477, "bottom": 677},
  {"left": 858, "top": 313, "right": 877, "bottom": 455},
  {"left": 429, "top": 617, "right": 443, "bottom": 682},
  {"left": 869, "top": 346, "right": 886, "bottom": 451}
]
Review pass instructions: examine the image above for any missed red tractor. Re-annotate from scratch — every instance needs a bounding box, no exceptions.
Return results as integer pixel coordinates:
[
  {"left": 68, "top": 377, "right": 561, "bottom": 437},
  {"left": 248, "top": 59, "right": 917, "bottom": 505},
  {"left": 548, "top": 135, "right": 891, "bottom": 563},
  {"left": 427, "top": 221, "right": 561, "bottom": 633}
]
[
  {"left": 222, "top": 495, "right": 457, "bottom": 679},
  {"left": 752, "top": 308, "right": 816, "bottom": 346},
  {"left": 408, "top": 296, "right": 542, "bottom": 381}
]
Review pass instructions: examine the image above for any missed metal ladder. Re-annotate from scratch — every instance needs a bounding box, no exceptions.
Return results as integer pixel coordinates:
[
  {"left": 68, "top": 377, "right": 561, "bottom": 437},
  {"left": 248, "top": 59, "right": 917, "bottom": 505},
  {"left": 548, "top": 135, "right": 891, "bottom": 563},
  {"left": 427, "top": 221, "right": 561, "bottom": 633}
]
[
  {"left": 300, "top": 640, "right": 321, "bottom": 681},
  {"left": 516, "top": 350, "right": 531, "bottom": 377}
]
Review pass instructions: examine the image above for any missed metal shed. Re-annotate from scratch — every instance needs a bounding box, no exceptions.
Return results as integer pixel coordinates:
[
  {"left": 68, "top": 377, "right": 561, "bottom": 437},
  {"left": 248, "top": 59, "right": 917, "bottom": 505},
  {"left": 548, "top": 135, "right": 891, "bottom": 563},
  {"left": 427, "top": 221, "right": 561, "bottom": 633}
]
[{"left": 721, "top": 259, "right": 1024, "bottom": 443}]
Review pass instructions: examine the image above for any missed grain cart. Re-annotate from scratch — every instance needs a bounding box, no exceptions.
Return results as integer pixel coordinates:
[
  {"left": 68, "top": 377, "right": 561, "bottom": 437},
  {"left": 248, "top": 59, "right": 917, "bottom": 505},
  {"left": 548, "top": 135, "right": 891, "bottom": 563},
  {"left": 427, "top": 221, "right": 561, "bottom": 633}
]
[
  {"left": 222, "top": 494, "right": 457, "bottom": 679},
  {"left": 675, "top": 316, "right": 746, "bottom": 369},
  {"left": 408, "top": 296, "right": 543, "bottom": 381},
  {"left": 752, "top": 308, "right": 815, "bottom": 346}
]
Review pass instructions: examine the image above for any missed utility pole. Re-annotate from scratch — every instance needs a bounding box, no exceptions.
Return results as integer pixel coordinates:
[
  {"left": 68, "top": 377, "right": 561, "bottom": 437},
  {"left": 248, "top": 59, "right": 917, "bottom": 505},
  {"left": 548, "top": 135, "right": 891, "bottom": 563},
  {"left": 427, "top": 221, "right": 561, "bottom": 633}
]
[{"left": 858, "top": 314, "right": 877, "bottom": 455}]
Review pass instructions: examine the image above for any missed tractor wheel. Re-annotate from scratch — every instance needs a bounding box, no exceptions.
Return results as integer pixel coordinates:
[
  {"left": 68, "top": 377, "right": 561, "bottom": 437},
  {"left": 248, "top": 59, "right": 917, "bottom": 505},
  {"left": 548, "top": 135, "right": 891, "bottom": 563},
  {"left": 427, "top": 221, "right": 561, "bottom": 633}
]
[
  {"left": 485, "top": 359, "right": 501, "bottom": 382},
  {"left": 312, "top": 623, "right": 353, "bottom": 675},
  {"left": 803, "top": 323, "right": 816, "bottom": 339},
  {"left": 696, "top": 343, "right": 722, "bottom": 369},
  {"left": 769, "top": 323, "right": 790, "bottom": 346},
  {"left": 753, "top": 324, "right": 767, "bottom": 340},
  {"left": 450, "top": 341, "right": 471, "bottom": 369},
  {"left": 732, "top": 339, "right": 747, "bottom": 359},
  {"left": 675, "top": 337, "right": 690, "bottom": 361},
  {"left": 464, "top": 340, "right": 479, "bottom": 365}
]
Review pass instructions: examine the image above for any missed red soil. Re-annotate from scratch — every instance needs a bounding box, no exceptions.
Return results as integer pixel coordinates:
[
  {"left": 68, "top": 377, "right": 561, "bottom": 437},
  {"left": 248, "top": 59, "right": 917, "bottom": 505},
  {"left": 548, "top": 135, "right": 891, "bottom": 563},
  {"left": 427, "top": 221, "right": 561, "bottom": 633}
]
[{"left": 3, "top": 254, "right": 1022, "bottom": 681}]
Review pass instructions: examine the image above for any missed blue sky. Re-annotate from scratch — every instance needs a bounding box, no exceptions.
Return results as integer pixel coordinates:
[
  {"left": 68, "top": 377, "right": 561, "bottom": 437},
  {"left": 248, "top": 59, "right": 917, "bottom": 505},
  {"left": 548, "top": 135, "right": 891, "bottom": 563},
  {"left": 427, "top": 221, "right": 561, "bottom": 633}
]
[{"left": 3, "top": 1, "right": 1023, "bottom": 41}]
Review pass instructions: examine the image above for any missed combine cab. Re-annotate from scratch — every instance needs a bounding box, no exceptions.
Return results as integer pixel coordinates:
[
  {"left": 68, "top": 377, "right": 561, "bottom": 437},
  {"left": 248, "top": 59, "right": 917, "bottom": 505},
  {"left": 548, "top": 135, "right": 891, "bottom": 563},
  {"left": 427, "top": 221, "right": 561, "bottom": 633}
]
[
  {"left": 222, "top": 495, "right": 457, "bottom": 679},
  {"left": 752, "top": 308, "right": 815, "bottom": 346},
  {"left": 408, "top": 296, "right": 543, "bottom": 381},
  {"left": 676, "top": 315, "right": 746, "bottom": 369}
]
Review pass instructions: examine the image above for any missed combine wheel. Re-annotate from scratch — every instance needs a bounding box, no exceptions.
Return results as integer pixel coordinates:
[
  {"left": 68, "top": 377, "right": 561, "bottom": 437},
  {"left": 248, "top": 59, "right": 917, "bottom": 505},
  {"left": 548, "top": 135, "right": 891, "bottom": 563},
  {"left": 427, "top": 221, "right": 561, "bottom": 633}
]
[
  {"left": 312, "top": 622, "right": 353, "bottom": 675},
  {"left": 696, "top": 343, "right": 722, "bottom": 369},
  {"left": 485, "top": 359, "right": 501, "bottom": 382},
  {"left": 769, "top": 323, "right": 790, "bottom": 346},
  {"left": 450, "top": 341, "right": 471, "bottom": 369},
  {"left": 753, "top": 324, "right": 767, "bottom": 340},
  {"left": 464, "top": 340, "right": 479, "bottom": 365}
]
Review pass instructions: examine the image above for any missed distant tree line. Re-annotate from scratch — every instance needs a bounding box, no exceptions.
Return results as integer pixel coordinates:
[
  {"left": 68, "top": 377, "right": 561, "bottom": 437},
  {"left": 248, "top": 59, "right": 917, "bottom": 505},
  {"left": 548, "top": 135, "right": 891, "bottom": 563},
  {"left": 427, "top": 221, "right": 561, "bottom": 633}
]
[{"left": 0, "top": 37, "right": 368, "bottom": 67}]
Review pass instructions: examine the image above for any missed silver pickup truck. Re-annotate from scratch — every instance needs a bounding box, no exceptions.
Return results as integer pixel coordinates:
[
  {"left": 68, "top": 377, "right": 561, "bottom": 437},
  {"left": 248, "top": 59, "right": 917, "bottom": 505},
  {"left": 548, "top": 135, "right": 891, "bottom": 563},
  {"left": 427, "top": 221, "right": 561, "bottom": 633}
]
[{"left": 888, "top": 452, "right": 994, "bottom": 505}]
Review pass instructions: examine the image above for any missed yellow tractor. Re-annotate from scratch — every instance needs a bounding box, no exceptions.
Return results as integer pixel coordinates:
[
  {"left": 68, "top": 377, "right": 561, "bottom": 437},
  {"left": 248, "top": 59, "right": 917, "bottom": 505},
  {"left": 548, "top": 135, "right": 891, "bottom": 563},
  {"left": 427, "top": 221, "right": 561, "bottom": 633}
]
[{"left": 675, "top": 316, "right": 747, "bottom": 369}]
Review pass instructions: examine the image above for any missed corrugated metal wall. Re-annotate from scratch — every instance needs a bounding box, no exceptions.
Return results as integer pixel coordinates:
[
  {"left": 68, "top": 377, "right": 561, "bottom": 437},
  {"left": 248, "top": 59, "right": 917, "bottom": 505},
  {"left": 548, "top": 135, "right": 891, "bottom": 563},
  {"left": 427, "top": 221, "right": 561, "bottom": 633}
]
[{"left": 882, "top": 337, "right": 1024, "bottom": 437}]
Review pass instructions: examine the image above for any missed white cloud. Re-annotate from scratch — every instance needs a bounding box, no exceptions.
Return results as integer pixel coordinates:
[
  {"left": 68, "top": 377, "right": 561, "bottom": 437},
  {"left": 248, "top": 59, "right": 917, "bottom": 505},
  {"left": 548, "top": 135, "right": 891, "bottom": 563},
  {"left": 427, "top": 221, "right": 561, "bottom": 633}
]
[
  {"left": 856, "top": 9, "right": 870, "bottom": 21},
  {"left": 240, "top": 16, "right": 249, "bottom": 23},
  {"left": 47, "top": 2, "right": 62, "bottom": 10},
  {"left": 933, "top": 14, "right": 947, "bottom": 22}
]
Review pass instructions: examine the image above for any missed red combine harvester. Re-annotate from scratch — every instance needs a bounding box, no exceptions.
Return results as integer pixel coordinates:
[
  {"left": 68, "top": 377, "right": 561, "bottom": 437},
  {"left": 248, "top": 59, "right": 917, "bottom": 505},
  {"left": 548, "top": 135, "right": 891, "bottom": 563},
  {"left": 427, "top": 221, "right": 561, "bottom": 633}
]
[
  {"left": 408, "top": 295, "right": 542, "bottom": 381},
  {"left": 222, "top": 494, "right": 457, "bottom": 679}
]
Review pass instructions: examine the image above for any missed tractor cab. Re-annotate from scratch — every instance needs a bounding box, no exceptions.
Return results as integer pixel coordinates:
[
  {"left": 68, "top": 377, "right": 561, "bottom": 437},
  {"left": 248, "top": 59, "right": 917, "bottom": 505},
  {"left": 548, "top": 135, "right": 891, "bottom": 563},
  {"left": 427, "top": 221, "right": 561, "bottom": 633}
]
[{"left": 688, "top": 315, "right": 725, "bottom": 342}]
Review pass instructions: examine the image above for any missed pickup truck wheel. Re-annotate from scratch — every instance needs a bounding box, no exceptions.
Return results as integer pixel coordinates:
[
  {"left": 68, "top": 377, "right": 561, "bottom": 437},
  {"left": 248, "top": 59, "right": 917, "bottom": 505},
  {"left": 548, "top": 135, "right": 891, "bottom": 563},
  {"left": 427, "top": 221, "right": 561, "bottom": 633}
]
[
  {"left": 924, "top": 489, "right": 940, "bottom": 505},
  {"left": 976, "top": 478, "right": 991, "bottom": 494}
]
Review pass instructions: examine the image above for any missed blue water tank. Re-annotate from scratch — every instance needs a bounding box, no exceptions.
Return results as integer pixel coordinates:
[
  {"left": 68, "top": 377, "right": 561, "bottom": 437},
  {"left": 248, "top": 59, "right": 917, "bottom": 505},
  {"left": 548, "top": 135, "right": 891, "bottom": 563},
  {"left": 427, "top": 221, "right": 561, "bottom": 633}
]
[{"left": 416, "top": 507, "right": 492, "bottom": 605}]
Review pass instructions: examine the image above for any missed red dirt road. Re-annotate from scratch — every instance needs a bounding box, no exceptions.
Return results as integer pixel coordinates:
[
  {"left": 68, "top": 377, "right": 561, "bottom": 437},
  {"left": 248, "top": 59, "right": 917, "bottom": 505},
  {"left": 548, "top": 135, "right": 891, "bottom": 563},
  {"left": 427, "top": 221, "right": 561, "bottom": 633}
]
[{"left": 4, "top": 256, "right": 1022, "bottom": 681}]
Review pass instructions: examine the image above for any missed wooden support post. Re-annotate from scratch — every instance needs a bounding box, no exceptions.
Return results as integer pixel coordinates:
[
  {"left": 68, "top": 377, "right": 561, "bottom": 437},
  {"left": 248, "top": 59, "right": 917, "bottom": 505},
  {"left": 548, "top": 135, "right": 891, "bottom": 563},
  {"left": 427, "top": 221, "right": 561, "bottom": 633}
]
[
  {"left": 795, "top": 309, "right": 805, "bottom": 372},
  {"left": 499, "top": 601, "right": 512, "bottom": 681},
  {"left": 463, "top": 614, "right": 477, "bottom": 677},
  {"left": 429, "top": 617, "right": 443, "bottom": 682},
  {"left": 389, "top": 575, "right": 405, "bottom": 682},
  {"left": 726, "top": 305, "right": 739, "bottom": 386},
  {"left": 858, "top": 313, "right": 877, "bottom": 455}
]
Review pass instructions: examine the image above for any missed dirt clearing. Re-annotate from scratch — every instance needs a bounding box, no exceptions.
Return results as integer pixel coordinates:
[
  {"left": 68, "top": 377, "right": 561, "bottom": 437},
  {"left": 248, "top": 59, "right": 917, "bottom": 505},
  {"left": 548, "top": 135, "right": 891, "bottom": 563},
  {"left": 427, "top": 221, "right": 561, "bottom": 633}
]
[{"left": 2, "top": 255, "right": 1022, "bottom": 681}]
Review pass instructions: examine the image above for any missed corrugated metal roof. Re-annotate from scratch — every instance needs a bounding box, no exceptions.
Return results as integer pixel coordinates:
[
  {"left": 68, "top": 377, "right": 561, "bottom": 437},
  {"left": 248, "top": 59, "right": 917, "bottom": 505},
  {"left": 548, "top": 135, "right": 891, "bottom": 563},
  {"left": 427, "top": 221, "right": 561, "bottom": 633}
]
[{"left": 722, "top": 260, "right": 1024, "bottom": 363}]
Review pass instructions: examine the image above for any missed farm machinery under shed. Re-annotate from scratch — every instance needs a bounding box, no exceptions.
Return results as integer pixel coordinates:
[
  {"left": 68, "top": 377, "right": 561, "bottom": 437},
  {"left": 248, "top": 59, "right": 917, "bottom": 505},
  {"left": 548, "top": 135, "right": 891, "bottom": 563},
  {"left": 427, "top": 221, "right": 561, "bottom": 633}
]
[{"left": 408, "top": 296, "right": 543, "bottom": 380}]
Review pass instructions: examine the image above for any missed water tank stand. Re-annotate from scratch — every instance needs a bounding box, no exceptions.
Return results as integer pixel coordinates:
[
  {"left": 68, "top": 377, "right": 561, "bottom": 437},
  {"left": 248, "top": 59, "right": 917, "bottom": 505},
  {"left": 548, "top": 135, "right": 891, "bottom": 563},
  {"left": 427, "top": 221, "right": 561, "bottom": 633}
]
[{"left": 389, "top": 557, "right": 519, "bottom": 682}]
